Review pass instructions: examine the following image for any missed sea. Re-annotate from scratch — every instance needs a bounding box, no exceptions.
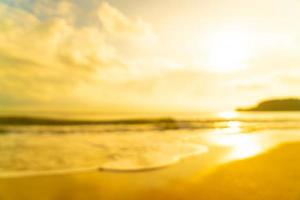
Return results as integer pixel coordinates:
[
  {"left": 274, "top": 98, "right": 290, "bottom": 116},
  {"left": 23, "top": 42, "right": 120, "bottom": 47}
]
[{"left": 1, "top": 111, "right": 300, "bottom": 177}]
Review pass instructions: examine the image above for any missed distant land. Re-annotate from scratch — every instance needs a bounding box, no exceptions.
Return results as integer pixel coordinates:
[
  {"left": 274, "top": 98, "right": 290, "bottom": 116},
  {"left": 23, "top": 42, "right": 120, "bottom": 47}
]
[{"left": 237, "top": 98, "right": 300, "bottom": 111}]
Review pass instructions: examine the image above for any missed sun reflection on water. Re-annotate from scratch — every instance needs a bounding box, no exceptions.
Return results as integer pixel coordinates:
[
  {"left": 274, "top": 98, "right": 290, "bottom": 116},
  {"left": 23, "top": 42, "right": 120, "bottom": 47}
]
[
  {"left": 212, "top": 111, "right": 263, "bottom": 160},
  {"left": 214, "top": 134, "right": 263, "bottom": 159},
  {"left": 225, "top": 121, "right": 242, "bottom": 134},
  {"left": 218, "top": 111, "right": 238, "bottom": 119}
]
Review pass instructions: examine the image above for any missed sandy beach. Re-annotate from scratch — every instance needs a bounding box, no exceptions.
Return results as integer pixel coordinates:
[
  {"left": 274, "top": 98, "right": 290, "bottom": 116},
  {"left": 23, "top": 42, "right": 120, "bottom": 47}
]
[{"left": 0, "top": 141, "right": 299, "bottom": 200}]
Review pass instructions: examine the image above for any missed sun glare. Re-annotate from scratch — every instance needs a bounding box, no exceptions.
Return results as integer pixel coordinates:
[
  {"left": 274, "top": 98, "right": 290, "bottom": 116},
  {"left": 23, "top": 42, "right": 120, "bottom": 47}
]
[
  {"left": 212, "top": 134, "right": 263, "bottom": 160},
  {"left": 207, "top": 28, "right": 253, "bottom": 72},
  {"left": 218, "top": 111, "right": 238, "bottom": 119}
]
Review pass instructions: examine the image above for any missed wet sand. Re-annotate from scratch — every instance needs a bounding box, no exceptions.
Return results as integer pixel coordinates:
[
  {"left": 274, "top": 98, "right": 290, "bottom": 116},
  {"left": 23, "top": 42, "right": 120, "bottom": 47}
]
[{"left": 0, "top": 142, "right": 299, "bottom": 200}]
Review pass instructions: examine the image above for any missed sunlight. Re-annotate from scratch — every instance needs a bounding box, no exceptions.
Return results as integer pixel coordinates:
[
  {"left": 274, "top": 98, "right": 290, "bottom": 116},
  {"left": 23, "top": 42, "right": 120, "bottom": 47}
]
[
  {"left": 213, "top": 134, "right": 263, "bottom": 160},
  {"left": 226, "top": 121, "right": 241, "bottom": 133},
  {"left": 214, "top": 121, "right": 242, "bottom": 134},
  {"left": 218, "top": 111, "right": 238, "bottom": 119},
  {"left": 207, "top": 28, "right": 253, "bottom": 72}
]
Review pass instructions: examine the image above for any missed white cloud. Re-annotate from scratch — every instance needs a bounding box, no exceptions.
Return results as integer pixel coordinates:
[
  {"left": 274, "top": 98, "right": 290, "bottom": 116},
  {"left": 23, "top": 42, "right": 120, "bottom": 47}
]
[
  {"left": 0, "top": 1, "right": 161, "bottom": 109},
  {"left": 2, "top": 0, "right": 300, "bottom": 111},
  {"left": 98, "top": 2, "right": 157, "bottom": 47}
]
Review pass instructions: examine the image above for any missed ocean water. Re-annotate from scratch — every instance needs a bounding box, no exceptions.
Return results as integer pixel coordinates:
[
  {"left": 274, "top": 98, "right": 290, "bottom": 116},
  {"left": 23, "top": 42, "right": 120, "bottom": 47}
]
[{"left": 1, "top": 111, "right": 300, "bottom": 177}]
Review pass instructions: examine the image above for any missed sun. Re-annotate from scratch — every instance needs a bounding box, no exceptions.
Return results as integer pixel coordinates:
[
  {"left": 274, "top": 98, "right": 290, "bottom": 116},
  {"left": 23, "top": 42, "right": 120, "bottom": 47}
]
[{"left": 207, "top": 28, "right": 253, "bottom": 72}]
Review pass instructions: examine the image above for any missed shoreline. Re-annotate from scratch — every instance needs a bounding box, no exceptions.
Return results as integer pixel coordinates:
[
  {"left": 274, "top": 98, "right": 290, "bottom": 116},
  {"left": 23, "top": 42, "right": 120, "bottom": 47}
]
[
  {"left": 0, "top": 129, "right": 298, "bottom": 179},
  {"left": 0, "top": 141, "right": 299, "bottom": 199}
]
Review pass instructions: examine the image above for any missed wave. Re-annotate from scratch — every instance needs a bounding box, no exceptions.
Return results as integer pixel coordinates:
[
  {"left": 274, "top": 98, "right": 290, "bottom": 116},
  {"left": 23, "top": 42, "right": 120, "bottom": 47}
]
[
  {"left": 2, "top": 115, "right": 300, "bottom": 125},
  {"left": 0, "top": 116, "right": 179, "bottom": 125},
  {"left": 2, "top": 115, "right": 300, "bottom": 135},
  {"left": 0, "top": 147, "right": 207, "bottom": 178}
]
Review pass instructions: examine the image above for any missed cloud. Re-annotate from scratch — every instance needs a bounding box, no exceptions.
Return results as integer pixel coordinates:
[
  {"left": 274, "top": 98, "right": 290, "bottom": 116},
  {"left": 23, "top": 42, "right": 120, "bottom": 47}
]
[
  {"left": 0, "top": 1, "right": 162, "bottom": 109},
  {"left": 0, "top": 1, "right": 208, "bottom": 112},
  {"left": 2, "top": 0, "right": 299, "bottom": 111},
  {"left": 97, "top": 2, "right": 157, "bottom": 46}
]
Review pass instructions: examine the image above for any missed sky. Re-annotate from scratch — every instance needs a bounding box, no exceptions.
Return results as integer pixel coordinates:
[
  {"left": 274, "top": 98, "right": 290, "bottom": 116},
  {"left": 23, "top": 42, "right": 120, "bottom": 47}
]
[{"left": 1, "top": 0, "right": 300, "bottom": 112}]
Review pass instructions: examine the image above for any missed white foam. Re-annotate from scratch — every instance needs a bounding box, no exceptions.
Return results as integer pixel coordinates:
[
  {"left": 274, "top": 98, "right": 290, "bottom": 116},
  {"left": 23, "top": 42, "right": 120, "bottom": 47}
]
[{"left": 0, "top": 130, "right": 209, "bottom": 177}]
